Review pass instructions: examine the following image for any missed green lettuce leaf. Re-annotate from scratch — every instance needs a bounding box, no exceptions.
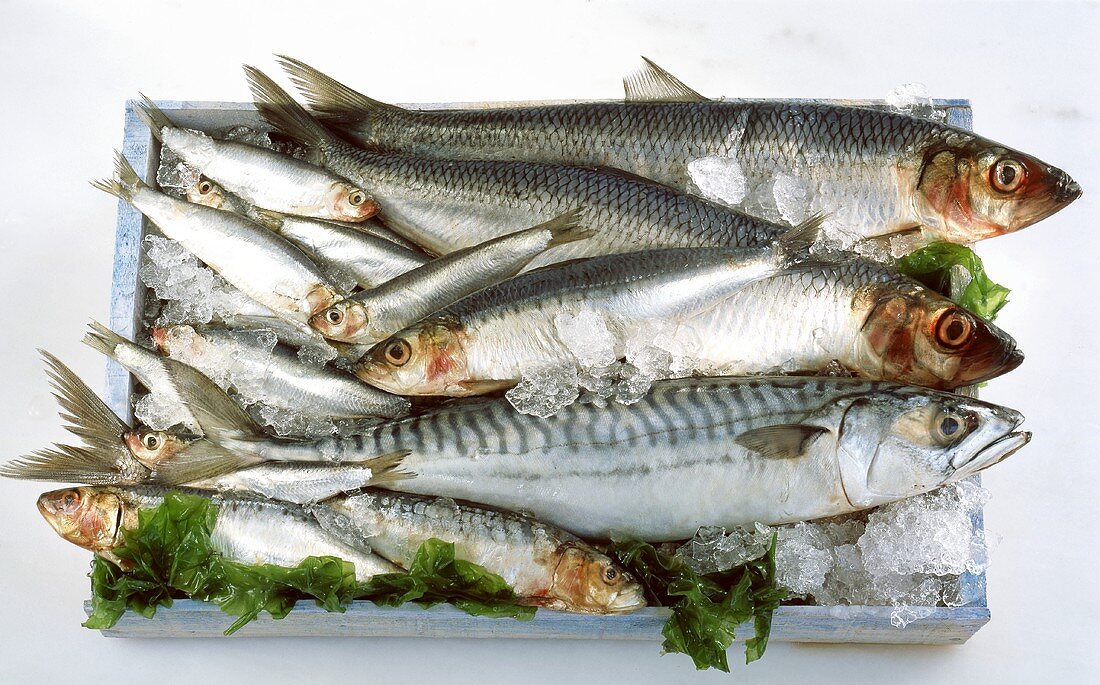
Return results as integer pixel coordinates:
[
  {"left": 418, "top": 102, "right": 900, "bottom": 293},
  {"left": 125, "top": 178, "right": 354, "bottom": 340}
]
[
  {"left": 894, "top": 242, "right": 1010, "bottom": 320},
  {"left": 85, "top": 491, "right": 533, "bottom": 635},
  {"left": 612, "top": 533, "right": 786, "bottom": 672}
]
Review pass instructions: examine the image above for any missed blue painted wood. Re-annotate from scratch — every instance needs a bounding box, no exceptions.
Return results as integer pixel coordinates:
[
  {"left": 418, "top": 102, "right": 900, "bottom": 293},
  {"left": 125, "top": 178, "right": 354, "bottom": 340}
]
[{"left": 101, "top": 98, "right": 987, "bottom": 644}]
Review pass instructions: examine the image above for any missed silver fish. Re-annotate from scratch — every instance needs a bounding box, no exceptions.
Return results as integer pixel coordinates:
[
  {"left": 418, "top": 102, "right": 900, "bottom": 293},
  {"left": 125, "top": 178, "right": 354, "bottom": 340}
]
[
  {"left": 246, "top": 67, "right": 790, "bottom": 265},
  {"left": 314, "top": 490, "right": 645, "bottom": 613},
  {"left": 136, "top": 96, "right": 379, "bottom": 222},
  {"left": 355, "top": 248, "right": 1020, "bottom": 396},
  {"left": 309, "top": 211, "right": 593, "bottom": 345},
  {"left": 186, "top": 177, "right": 431, "bottom": 290},
  {"left": 94, "top": 152, "right": 340, "bottom": 325},
  {"left": 37, "top": 485, "right": 399, "bottom": 581},
  {"left": 151, "top": 324, "right": 409, "bottom": 420},
  {"left": 175, "top": 373, "right": 1030, "bottom": 542},
  {"left": 279, "top": 56, "right": 1081, "bottom": 244}
]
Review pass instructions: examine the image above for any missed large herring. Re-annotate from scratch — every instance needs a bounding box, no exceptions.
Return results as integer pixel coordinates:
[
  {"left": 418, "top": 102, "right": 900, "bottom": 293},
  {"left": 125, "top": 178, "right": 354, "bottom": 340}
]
[{"left": 279, "top": 56, "right": 1081, "bottom": 245}]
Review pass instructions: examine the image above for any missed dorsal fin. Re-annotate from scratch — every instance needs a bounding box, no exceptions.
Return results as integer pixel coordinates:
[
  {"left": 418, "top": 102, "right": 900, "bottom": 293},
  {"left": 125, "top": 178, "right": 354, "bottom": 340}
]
[{"left": 623, "top": 57, "right": 708, "bottom": 103}]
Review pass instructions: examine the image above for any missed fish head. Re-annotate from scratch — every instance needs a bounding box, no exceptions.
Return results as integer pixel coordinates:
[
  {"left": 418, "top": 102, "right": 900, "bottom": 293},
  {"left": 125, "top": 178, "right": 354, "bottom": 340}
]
[
  {"left": 123, "top": 427, "right": 192, "bottom": 469},
  {"left": 184, "top": 177, "right": 227, "bottom": 209},
  {"left": 327, "top": 182, "right": 380, "bottom": 221},
  {"left": 836, "top": 388, "right": 1028, "bottom": 508},
  {"left": 913, "top": 134, "right": 1080, "bottom": 242},
  {"left": 37, "top": 486, "right": 133, "bottom": 555},
  {"left": 859, "top": 286, "right": 1022, "bottom": 389},
  {"left": 309, "top": 300, "right": 369, "bottom": 342},
  {"left": 549, "top": 543, "right": 646, "bottom": 614},
  {"left": 354, "top": 323, "right": 474, "bottom": 396}
]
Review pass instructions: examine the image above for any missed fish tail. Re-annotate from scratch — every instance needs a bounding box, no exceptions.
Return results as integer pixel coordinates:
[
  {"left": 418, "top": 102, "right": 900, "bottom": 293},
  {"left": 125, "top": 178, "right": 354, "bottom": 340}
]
[
  {"left": 776, "top": 212, "right": 827, "bottom": 261},
  {"left": 244, "top": 65, "right": 334, "bottom": 150},
  {"left": 151, "top": 438, "right": 261, "bottom": 486},
  {"left": 81, "top": 320, "right": 128, "bottom": 361},
  {"left": 540, "top": 208, "right": 596, "bottom": 247},
  {"left": 361, "top": 449, "right": 415, "bottom": 485},
  {"left": 0, "top": 445, "right": 125, "bottom": 485},
  {"left": 90, "top": 150, "right": 146, "bottom": 202},
  {"left": 157, "top": 353, "right": 268, "bottom": 446},
  {"left": 38, "top": 350, "right": 129, "bottom": 452},
  {"left": 134, "top": 93, "right": 173, "bottom": 142},
  {"left": 276, "top": 55, "right": 403, "bottom": 126}
]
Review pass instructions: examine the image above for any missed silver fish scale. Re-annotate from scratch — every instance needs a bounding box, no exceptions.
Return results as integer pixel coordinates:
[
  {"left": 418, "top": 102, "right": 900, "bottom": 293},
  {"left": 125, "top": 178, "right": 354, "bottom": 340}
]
[
  {"left": 321, "top": 377, "right": 891, "bottom": 461},
  {"left": 319, "top": 141, "right": 785, "bottom": 255},
  {"left": 780, "top": 258, "right": 903, "bottom": 296},
  {"left": 355, "top": 101, "right": 953, "bottom": 192}
]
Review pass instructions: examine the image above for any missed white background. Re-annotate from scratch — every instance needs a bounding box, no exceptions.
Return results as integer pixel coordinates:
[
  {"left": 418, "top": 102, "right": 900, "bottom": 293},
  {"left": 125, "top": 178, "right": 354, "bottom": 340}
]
[{"left": 0, "top": 1, "right": 1097, "bottom": 682}]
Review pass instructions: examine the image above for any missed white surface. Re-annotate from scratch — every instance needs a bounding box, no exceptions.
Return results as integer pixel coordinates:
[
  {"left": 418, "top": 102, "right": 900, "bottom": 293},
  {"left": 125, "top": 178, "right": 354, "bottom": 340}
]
[{"left": 0, "top": 0, "right": 1097, "bottom": 681}]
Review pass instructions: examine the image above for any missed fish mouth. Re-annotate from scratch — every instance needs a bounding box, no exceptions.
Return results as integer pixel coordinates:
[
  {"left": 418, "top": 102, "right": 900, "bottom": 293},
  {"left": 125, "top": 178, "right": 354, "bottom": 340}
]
[
  {"left": 605, "top": 582, "right": 648, "bottom": 613},
  {"left": 951, "top": 430, "right": 1031, "bottom": 478},
  {"left": 956, "top": 345, "right": 1024, "bottom": 387},
  {"left": 1051, "top": 169, "right": 1082, "bottom": 205}
]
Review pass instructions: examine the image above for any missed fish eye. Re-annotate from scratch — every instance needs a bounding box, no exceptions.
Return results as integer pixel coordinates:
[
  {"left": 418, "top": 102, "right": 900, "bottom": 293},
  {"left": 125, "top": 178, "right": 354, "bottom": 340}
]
[
  {"left": 142, "top": 432, "right": 161, "bottom": 451},
  {"left": 933, "top": 410, "right": 973, "bottom": 444},
  {"left": 383, "top": 339, "right": 411, "bottom": 367},
  {"left": 324, "top": 307, "right": 344, "bottom": 325},
  {"left": 990, "top": 159, "right": 1026, "bottom": 193},
  {"left": 197, "top": 180, "right": 213, "bottom": 195},
  {"left": 348, "top": 191, "right": 365, "bottom": 207},
  {"left": 603, "top": 566, "right": 619, "bottom": 583},
  {"left": 60, "top": 490, "right": 81, "bottom": 513},
  {"left": 934, "top": 309, "right": 974, "bottom": 350}
]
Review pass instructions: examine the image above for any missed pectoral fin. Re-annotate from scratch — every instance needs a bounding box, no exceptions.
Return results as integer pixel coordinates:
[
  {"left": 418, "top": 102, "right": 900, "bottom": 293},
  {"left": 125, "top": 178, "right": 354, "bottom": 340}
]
[{"left": 735, "top": 424, "right": 828, "bottom": 459}]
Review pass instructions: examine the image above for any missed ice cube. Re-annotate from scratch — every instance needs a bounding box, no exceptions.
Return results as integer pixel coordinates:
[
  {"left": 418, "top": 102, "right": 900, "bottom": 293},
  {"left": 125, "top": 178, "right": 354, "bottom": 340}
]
[
  {"left": 554, "top": 310, "right": 617, "bottom": 368},
  {"left": 771, "top": 172, "right": 813, "bottom": 226},
  {"left": 155, "top": 145, "right": 200, "bottom": 197},
  {"left": 774, "top": 522, "right": 835, "bottom": 597},
  {"left": 676, "top": 524, "right": 774, "bottom": 575},
  {"left": 221, "top": 125, "right": 275, "bottom": 149},
  {"left": 885, "top": 83, "right": 946, "bottom": 122},
  {"left": 687, "top": 155, "right": 748, "bottom": 206},
  {"left": 132, "top": 392, "right": 193, "bottom": 432},
  {"left": 505, "top": 365, "right": 580, "bottom": 417}
]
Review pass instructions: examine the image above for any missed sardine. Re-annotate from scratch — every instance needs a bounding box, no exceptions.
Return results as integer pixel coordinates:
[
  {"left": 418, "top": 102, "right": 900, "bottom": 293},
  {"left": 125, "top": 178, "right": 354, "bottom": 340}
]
[
  {"left": 245, "top": 68, "right": 791, "bottom": 265},
  {"left": 279, "top": 57, "right": 1080, "bottom": 244},
  {"left": 355, "top": 249, "right": 1020, "bottom": 395},
  {"left": 136, "top": 96, "right": 380, "bottom": 222},
  {"left": 186, "top": 177, "right": 431, "bottom": 290},
  {"left": 152, "top": 325, "right": 409, "bottom": 420},
  {"left": 94, "top": 152, "right": 340, "bottom": 324},
  {"left": 314, "top": 490, "right": 645, "bottom": 613},
  {"left": 36, "top": 486, "right": 399, "bottom": 581},
  {"left": 309, "top": 211, "right": 594, "bottom": 345},
  {"left": 178, "top": 374, "right": 1030, "bottom": 542}
]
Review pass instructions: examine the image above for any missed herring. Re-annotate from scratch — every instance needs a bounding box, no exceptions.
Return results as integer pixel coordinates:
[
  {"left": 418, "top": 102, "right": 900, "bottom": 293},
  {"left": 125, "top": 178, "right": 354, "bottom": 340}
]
[
  {"left": 355, "top": 246, "right": 1019, "bottom": 395},
  {"left": 187, "top": 177, "right": 431, "bottom": 290},
  {"left": 279, "top": 56, "right": 1081, "bottom": 245},
  {"left": 245, "top": 67, "right": 794, "bottom": 266},
  {"left": 314, "top": 490, "right": 645, "bottom": 613},
  {"left": 36, "top": 486, "right": 400, "bottom": 581},
  {"left": 93, "top": 152, "right": 341, "bottom": 325},
  {"left": 309, "top": 211, "right": 594, "bottom": 345},
  {"left": 136, "top": 96, "right": 380, "bottom": 222}
]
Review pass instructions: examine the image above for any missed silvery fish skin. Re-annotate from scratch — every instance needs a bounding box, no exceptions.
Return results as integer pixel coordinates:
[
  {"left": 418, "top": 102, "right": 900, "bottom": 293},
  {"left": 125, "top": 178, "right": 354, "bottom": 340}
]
[
  {"left": 187, "top": 178, "right": 431, "bottom": 290},
  {"left": 94, "top": 153, "right": 340, "bottom": 325},
  {"left": 246, "top": 68, "right": 788, "bottom": 265},
  {"left": 209, "top": 377, "right": 1029, "bottom": 542},
  {"left": 356, "top": 251, "right": 1021, "bottom": 395},
  {"left": 310, "top": 212, "right": 592, "bottom": 345},
  {"left": 191, "top": 462, "right": 382, "bottom": 504},
  {"left": 279, "top": 57, "right": 1081, "bottom": 244},
  {"left": 314, "top": 490, "right": 645, "bottom": 613},
  {"left": 36, "top": 486, "right": 400, "bottom": 581},
  {"left": 152, "top": 325, "right": 409, "bottom": 420},
  {"left": 136, "top": 97, "right": 379, "bottom": 222}
]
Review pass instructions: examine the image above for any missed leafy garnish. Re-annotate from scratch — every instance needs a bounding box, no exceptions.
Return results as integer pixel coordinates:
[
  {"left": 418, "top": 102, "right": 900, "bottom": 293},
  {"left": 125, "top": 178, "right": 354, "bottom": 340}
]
[
  {"left": 612, "top": 533, "right": 786, "bottom": 672},
  {"left": 895, "top": 242, "right": 1010, "bottom": 320},
  {"left": 86, "top": 491, "right": 533, "bottom": 634}
]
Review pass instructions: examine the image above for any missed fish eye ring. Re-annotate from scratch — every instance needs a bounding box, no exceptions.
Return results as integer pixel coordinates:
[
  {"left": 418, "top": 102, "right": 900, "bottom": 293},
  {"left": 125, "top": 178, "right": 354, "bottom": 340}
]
[
  {"left": 934, "top": 309, "right": 973, "bottom": 350},
  {"left": 383, "top": 339, "right": 411, "bottom": 367},
  {"left": 990, "top": 159, "right": 1026, "bottom": 193},
  {"left": 325, "top": 307, "right": 344, "bottom": 325}
]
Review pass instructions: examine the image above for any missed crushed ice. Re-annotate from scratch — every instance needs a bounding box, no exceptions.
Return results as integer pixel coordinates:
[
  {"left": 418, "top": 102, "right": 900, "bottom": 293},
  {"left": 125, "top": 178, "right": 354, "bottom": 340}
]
[
  {"left": 674, "top": 481, "right": 991, "bottom": 623},
  {"left": 885, "top": 83, "right": 947, "bottom": 122}
]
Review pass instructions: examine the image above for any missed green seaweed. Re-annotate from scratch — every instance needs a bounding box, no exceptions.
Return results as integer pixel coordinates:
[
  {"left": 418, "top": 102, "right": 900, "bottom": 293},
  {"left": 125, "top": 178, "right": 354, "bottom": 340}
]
[
  {"left": 895, "top": 242, "right": 1010, "bottom": 320},
  {"left": 612, "top": 534, "right": 786, "bottom": 672}
]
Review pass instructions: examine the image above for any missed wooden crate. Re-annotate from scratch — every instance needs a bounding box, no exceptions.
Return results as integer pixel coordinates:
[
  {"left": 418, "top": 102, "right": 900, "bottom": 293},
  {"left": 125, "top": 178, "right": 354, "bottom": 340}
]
[{"left": 92, "top": 98, "right": 989, "bottom": 643}]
